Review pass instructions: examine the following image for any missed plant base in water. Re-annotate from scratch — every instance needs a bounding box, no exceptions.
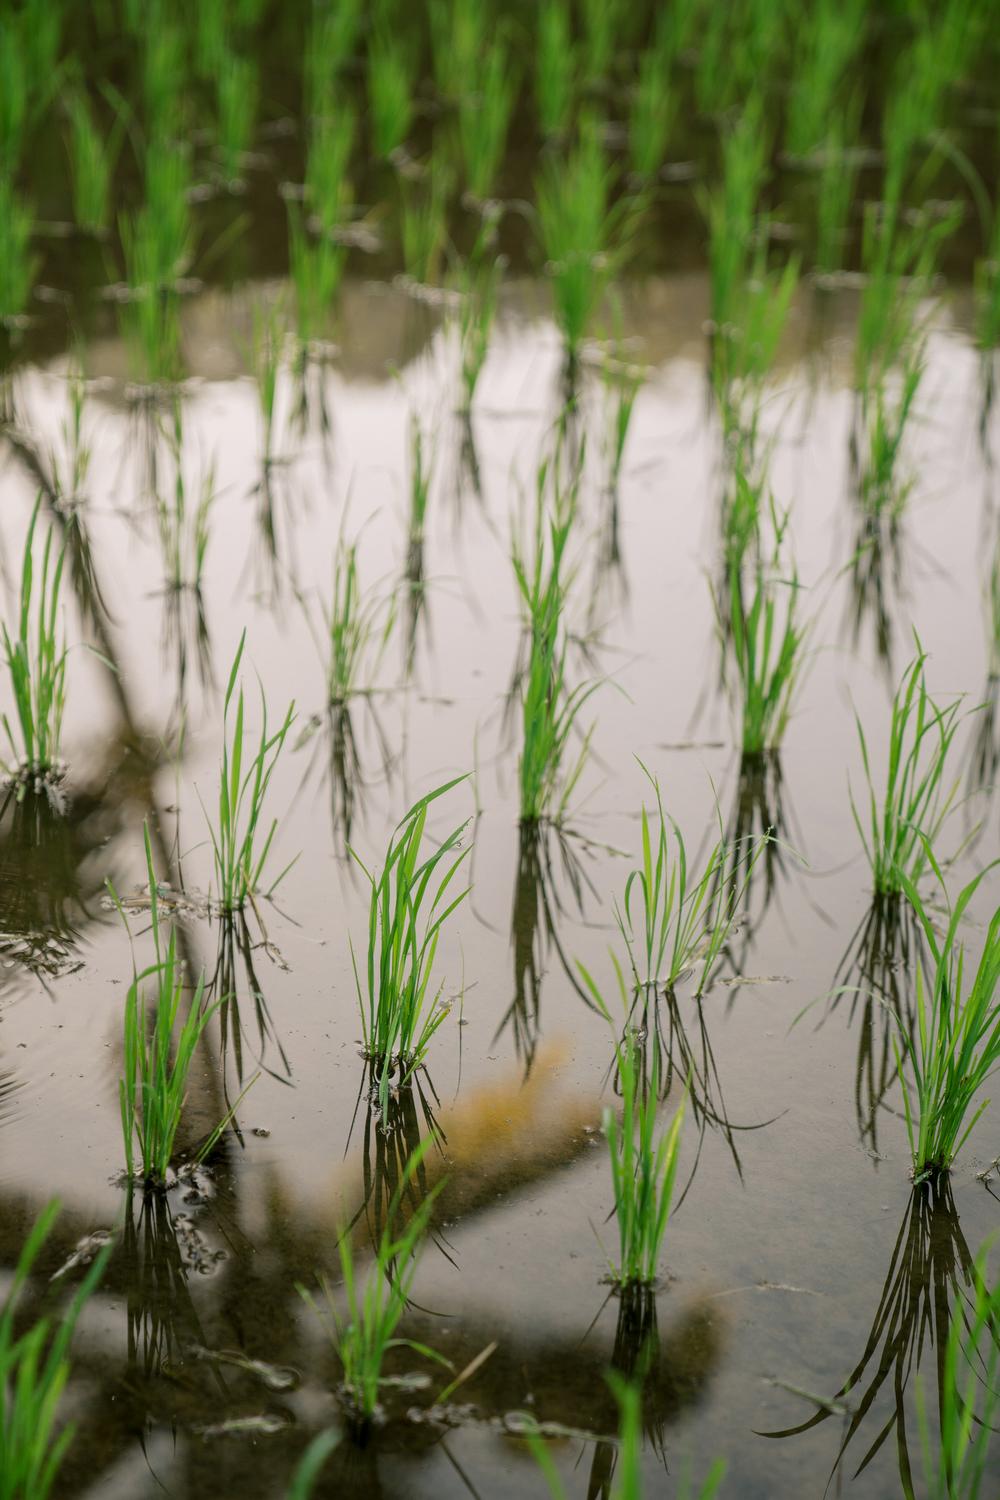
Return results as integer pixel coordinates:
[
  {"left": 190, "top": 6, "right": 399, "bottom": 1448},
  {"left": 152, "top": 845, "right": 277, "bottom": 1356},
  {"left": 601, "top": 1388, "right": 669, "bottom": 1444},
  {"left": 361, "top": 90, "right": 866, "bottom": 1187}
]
[{"left": 3, "top": 758, "right": 68, "bottom": 811}]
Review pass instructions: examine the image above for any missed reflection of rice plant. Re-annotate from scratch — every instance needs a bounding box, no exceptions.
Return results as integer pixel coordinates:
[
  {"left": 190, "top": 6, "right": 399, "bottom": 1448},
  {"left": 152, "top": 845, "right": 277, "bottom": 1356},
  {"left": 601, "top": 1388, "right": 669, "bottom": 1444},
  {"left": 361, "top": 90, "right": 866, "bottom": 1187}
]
[
  {"left": 617, "top": 763, "right": 764, "bottom": 995},
  {"left": 458, "top": 36, "right": 517, "bottom": 201},
  {"left": 0, "top": 1199, "right": 109, "bottom": 1500},
  {"left": 895, "top": 856, "right": 1000, "bottom": 1182},
  {"left": 851, "top": 649, "right": 963, "bottom": 897},
  {"left": 299, "top": 1142, "right": 448, "bottom": 1428},
  {"left": 203, "top": 633, "right": 296, "bottom": 912},
  {"left": 350, "top": 779, "right": 471, "bottom": 1113},
  {"left": 535, "top": 0, "right": 575, "bottom": 139},
  {"left": 603, "top": 354, "right": 642, "bottom": 493},
  {"left": 1, "top": 499, "right": 67, "bottom": 798}
]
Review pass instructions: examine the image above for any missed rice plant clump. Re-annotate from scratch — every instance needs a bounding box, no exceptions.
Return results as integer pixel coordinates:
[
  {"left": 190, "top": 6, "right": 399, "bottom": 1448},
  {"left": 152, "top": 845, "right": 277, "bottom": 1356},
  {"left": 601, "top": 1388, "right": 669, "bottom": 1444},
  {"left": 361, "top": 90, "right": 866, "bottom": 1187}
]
[
  {"left": 617, "top": 762, "right": 764, "bottom": 995},
  {"left": 368, "top": 29, "right": 414, "bottom": 160},
  {"left": 326, "top": 532, "right": 395, "bottom": 707},
  {"left": 458, "top": 35, "right": 518, "bottom": 202},
  {"left": 603, "top": 1031, "right": 685, "bottom": 1286},
  {"left": 895, "top": 854, "right": 1000, "bottom": 1183},
  {"left": 1, "top": 498, "right": 68, "bottom": 804},
  {"left": 851, "top": 648, "right": 963, "bottom": 897},
  {"left": 116, "top": 827, "right": 254, "bottom": 1190},
  {"left": 535, "top": 0, "right": 575, "bottom": 139},
  {"left": 65, "top": 89, "right": 118, "bottom": 234},
  {"left": 0, "top": 1199, "right": 110, "bottom": 1500},
  {"left": 0, "top": 177, "right": 37, "bottom": 326},
  {"left": 299, "top": 1142, "right": 448, "bottom": 1430},
  {"left": 203, "top": 633, "right": 296, "bottom": 912},
  {"left": 350, "top": 779, "right": 471, "bottom": 1112}
]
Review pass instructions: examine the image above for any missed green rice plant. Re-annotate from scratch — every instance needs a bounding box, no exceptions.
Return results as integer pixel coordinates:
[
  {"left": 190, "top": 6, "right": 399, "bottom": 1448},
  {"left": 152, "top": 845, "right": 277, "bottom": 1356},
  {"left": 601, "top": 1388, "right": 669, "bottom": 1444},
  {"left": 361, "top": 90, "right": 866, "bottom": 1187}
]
[
  {"left": 287, "top": 1430, "right": 342, "bottom": 1499},
  {"left": 784, "top": 0, "right": 866, "bottom": 160},
  {"left": 628, "top": 44, "right": 675, "bottom": 184},
  {"left": 858, "top": 349, "right": 924, "bottom": 517},
  {"left": 458, "top": 36, "right": 518, "bottom": 202},
  {"left": 349, "top": 779, "right": 471, "bottom": 1112},
  {"left": 700, "top": 98, "right": 770, "bottom": 336},
  {"left": 814, "top": 110, "right": 861, "bottom": 277},
  {"left": 155, "top": 401, "right": 215, "bottom": 596},
  {"left": 216, "top": 48, "right": 258, "bottom": 182},
  {"left": 0, "top": 1199, "right": 109, "bottom": 1500},
  {"left": 694, "top": 0, "right": 785, "bottom": 117},
  {"left": 0, "top": 34, "right": 28, "bottom": 172},
  {"left": 142, "top": 5, "right": 187, "bottom": 139},
  {"left": 65, "top": 89, "right": 119, "bottom": 234},
  {"left": 975, "top": 204, "right": 1000, "bottom": 353},
  {"left": 535, "top": 0, "right": 575, "bottom": 139},
  {"left": 602, "top": 1025, "right": 685, "bottom": 1285},
  {"left": 513, "top": 490, "right": 598, "bottom": 824},
  {"left": 603, "top": 355, "right": 642, "bottom": 492},
  {"left": 305, "top": 0, "right": 364, "bottom": 117},
  {"left": 894, "top": 852, "right": 1000, "bottom": 1182},
  {"left": 305, "top": 108, "right": 356, "bottom": 237},
  {"left": 116, "top": 828, "right": 253, "bottom": 1189},
  {"left": 287, "top": 201, "right": 345, "bottom": 347},
  {"left": 428, "top": 0, "right": 485, "bottom": 103},
  {"left": 326, "top": 532, "right": 395, "bottom": 707},
  {"left": 579, "top": 0, "right": 621, "bottom": 86},
  {"left": 1, "top": 498, "right": 67, "bottom": 795},
  {"left": 194, "top": 0, "right": 227, "bottom": 78},
  {"left": 455, "top": 223, "right": 502, "bottom": 410},
  {"left": 0, "top": 178, "right": 37, "bottom": 325},
  {"left": 722, "top": 500, "right": 804, "bottom": 756},
  {"left": 527, "top": 1367, "right": 725, "bottom": 1498},
  {"left": 536, "top": 120, "right": 628, "bottom": 360},
  {"left": 711, "top": 234, "right": 800, "bottom": 456},
  {"left": 919, "top": 1237, "right": 1000, "bottom": 1497},
  {"left": 617, "top": 762, "right": 765, "bottom": 995},
  {"left": 251, "top": 295, "right": 285, "bottom": 465},
  {"left": 855, "top": 200, "right": 958, "bottom": 400},
  {"left": 299, "top": 1141, "right": 448, "bottom": 1428},
  {"left": 203, "top": 633, "right": 296, "bottom": 912},
  {"left": 368, "top": 29, "right": 414, "bottom": 160},
  {"left": 400, "top": 168, "right": 452, "bottom": 286},
  {"left": 851, "top": 648, "right": 964, "bottom": 898}
]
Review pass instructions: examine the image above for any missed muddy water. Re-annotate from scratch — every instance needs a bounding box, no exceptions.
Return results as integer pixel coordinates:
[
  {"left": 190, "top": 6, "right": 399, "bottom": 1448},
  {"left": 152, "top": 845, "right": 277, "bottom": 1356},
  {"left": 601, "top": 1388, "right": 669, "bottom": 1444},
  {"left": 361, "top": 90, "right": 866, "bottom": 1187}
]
[{"left": 1, "top": 271, "right": 999, "bottom": 1499}]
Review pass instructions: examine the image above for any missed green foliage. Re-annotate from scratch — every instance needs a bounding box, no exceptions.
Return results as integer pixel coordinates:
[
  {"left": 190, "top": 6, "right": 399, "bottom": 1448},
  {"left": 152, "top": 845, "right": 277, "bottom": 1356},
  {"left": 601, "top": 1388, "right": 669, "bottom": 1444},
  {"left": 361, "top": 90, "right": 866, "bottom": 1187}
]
[
  {"left": 0, "top": 1200, "right": 109, "bottom": 1500},
  {"left": 1, "top": 498, "right": 66, "bottom": 786},
  {"left": 851, "top": 649, "right": 963, "bottom": 897},
  {"left": 536, "top": 120, "right": 627, "bottom": 356},
  {"left": 629, "top": 44, "right": 675, "bottom": 183},
  {"left": 701, "top": 99, "right": 770, "bottom": 335},
  {"left": 305, "top": 0, "right": 364, "bottom": 116},
  {"left": 368, "top": 30, "right": 414, "bottom": 159},
  {"left": 455, "top": 224, "right": 502, "bottom": 409},
  {"left": 287, "top": 201, "right": 345, "bottom": 348},
  {"left": 287, "top": 1430, "right": 342, "bottom": 1499},
  {"left": 975, "top": 203, "right": 1000, "bottom": 353},
  {"left": 895, "top": 854, "right": 1000, "bottom": 1181},
  {"left": 429, "top": 0, "right": 486, "bottom": 103},
  {"left": 216, "top": 48, "right": 258, "bottom": 181},
  {"left": 326, "top": 533, "right": 395, "bottom": 707},
  {"left": 617, "top": 762, "right": 764, "bottom": 995},
  {"left": 815, "top": 111, "right": 861, "bottom": 276},
  {"left": 204, "top": 633, "right": 296, "bottom": 912},
  {"left": 458, "top": 36, "right": 518, "bottom": 201},
  {"left": 535, "top": 0, "right": 575, "bottom": 139},
  {"left": 0, "top": 178, "right": 37, "bottom": 325},
  {"left": 400, "top": 169, "right": 452, "bottom": 286},
  {"left": 785, "top": 0, "right": 866, "bottom": 159},
  {"left": 305, "top": 109, "right": 356, "bottom": 237},
  {"left": 155, "top": 401, "right": 215, "bottom": 594},
  {"left": 142, "top": 5, "right": 187, "bottom": 139},
  {"left": 299, "top": 1142, "right": 448, "bottom": 1424},
  {"left": 350, "top": 779, "right": 471, "bottom": 1111},
  {"left": 251, "top": 294, "right": 284, "bottom": 464},
  {"left": 65, "top": 89, "right": 118, "bottom": 234}
]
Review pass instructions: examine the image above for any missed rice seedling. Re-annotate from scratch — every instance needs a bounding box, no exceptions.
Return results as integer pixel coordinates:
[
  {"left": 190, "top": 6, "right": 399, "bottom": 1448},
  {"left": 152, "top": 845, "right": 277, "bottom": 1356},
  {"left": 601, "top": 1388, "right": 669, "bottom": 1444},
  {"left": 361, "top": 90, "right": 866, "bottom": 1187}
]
[
  {"left": 535, "top": 0, "right": 575, "bottom": 140},
  {"left": 0, "top": 178, "right": 37, "bottom": 326},
  {"left": 0, "top": 34, "right": 29, "bottom": 173},
  {"left": 513, "top": 485, "right": 598, "bottom": 825},
  {"left": 142, "top": 5, "right": 187, "bottom": 139},
  {"left": 603, "top": 354, "right": 642, "bottom": 493},
  {"left": 325, "top": 532, "right": 395, "bottom": 707},
  {"left": 700, "top": 98, "right": 770, "bottom": 336},
  {"left": 894, "top": 852, "right": 1000, "bottom": 1182},
  {"left": 527, "top": 1366, "right": 726, "bottom": 1498},
  {"left": 851, "top": 648, "right": 964, "bottom": 898},
  {"left": 305, "top": 107, "right": 356, "bottom": 238},
  {"left": 711, "top": 233, "right": 800, "bottom": 457},
  {"left": 814, "top": 110, "right": 861, "bottom": 278},
  {"left": 299, "top": 1141, "right": 448, "bottom": 1430},
  {"left": 288, "top": 1430, "right": 342, "bottom": 1499},
  {"left": 65, "top": 88, "right": 119, "bottom": 235},
  {"left": 616, "top": 762, "right": 765, "bottom": 996},
  {"left": 919, "top": 1236, "right": 1000, "bottom": 1498},
  {"left": 368, "top": 29, "right": 414, "bottom": 160},
  {"left": 116, "top": 828, "right": 254, "bottom": 1189},
  {"left": 458, "top": 35, "right": 518, "bottom": 202},
  {"left": 628, "top": 44, "right": 675, "bottom": 185},
  {"left": 579, "top": 0, "right": 624, "bottom": 86},
  {"left": 784, "top": 0, "right": 866, "bottom": 160},
  {"left": 720, "top": 498, "right": 804, "bottom": 756},
  {"left": 203, "top": 632, "right": 296, "bottom": 913},
  {"left": 536, "top": 119, "right": 628, "bottom": 363},
  {"left": 215, "top": 48, "right": 258, "bottom": 183},
  {"left": 855, "top": 200, "right": 957, "bottom": 400},
  {"left": 349, "top": 778, "right": 471, "bottom": 1112},
  {"left": 601, "top": 1024, "right": 685, "bottom": 1286},
  {"left": 305, "top": 0, "right": 364, "bottom": 117},
  {"left": 400, "top": 168, "right": 452, "bottom": 286},
  {"left": 0, "top": 1199, "right": 110, "bottom": 1500},
  {"left": 455, "top": 221, "right": 502, "bottom": 412},
  {"left": 287, "top": 201, "right": 345, "bottom": 349},
  {"left": 1, "top": 498, "right": 67, "bottom": 800},
  {"left": 429, "top": 0, "right": 485, "bottom": 104}
]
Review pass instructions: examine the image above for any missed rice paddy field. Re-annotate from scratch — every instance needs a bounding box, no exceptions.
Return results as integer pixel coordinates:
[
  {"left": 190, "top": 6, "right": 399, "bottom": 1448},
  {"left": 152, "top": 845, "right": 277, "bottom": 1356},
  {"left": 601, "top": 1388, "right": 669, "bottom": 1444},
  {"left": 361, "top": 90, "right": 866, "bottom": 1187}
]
[{"left": 4, "top": 2, "right": 1000, "bottom": 1497}]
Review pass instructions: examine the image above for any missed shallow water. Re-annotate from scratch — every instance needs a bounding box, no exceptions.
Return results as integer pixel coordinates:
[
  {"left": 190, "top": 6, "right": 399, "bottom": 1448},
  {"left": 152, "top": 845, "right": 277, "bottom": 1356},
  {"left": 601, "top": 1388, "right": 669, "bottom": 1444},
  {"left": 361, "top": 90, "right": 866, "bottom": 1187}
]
[{"left": 0, "top": 256, "right": 998, "bottom": 1500}]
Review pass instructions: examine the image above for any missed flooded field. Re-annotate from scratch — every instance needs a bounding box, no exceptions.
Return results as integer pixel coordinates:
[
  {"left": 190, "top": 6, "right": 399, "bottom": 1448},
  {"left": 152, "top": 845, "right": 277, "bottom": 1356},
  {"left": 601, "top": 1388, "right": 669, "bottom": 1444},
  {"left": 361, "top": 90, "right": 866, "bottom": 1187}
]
[{"left": 2, "top": 3, "right": 1000, "bottom": 1497}]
